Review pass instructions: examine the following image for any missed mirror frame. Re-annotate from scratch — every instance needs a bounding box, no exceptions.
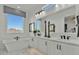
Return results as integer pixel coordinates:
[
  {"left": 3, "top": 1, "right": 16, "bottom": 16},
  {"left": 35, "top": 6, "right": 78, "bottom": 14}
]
[{"left": 50, "top": 24, "right": 55, "bottom": 32}]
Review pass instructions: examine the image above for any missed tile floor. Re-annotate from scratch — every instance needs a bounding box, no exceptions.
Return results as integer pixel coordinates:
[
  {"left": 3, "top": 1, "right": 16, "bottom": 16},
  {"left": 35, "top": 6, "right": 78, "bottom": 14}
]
[{"left": 1, "top": 48, "right": 44, "bottom": 55}]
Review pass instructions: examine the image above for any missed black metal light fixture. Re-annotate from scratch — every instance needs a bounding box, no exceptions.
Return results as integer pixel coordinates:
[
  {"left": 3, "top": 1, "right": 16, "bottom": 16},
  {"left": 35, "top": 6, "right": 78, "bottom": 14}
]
[
  {"left": 35, "top": 10, "right": 45, "bottom": 18},
  {"left": 44, "top": 20, "right": 47, "bottom": 37},
  {"left": 48, "top": 21, "right": 50, "bottom": 38}
]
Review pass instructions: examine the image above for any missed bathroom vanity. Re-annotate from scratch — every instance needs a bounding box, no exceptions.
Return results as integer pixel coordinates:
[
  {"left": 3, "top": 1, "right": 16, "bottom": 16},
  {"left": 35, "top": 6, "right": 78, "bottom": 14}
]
[
  {"left": 30, "top": 36, "right": 79, "bottom": 55},
  {"left": 27, "top": 5, "right": 79, "bottom": 55},
  {"left": 1, "top": 5, "right": 79, "bottom": 55}
]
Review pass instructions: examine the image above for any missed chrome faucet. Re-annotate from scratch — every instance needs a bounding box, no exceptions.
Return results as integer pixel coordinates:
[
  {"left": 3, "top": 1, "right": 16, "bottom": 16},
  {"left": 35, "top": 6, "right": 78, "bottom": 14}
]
[
  {"left": 61, "top": 35, "right": 65, "bottom": 39},
  {"left": 67, "top": 36, "right": 71, "bottom": 40},
  {"left": 60, "top": 35, "right": 71, "bottom": 40}
]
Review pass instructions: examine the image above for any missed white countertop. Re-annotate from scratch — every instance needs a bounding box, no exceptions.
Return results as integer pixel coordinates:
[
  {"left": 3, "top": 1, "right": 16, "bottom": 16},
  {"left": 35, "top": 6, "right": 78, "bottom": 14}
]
[
  {"left": 2, "top": 35, "right": 79, "bottom": 47},
  {"left": 2, "top": 37, "right": 31, "bottom": 44},
  {"left": 34, "top": 36, "right": 79, "bottom": 47}
]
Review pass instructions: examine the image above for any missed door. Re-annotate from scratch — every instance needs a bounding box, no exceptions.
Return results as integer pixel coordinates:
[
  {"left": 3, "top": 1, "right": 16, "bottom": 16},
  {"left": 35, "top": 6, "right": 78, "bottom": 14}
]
[
  {"left": 61, "top": 43, "right": 79, "bottom": 55},
  {"left": 33, "top": 37, "right": 39, "bottom": 48},
  {"left": 38, "top": 38, "right": 48, "bottom": 54},
  {"left": 47, "top": 41, "right": 62, "bottom": 55},
  {"left": 29, "top": 37, "right": 39, "bottom": 48}
]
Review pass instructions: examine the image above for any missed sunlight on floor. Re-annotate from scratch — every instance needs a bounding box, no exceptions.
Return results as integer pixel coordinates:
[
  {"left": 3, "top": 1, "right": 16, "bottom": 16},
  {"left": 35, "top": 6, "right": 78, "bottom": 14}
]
[
  {"left": 24, "top": 48, "right": 43, "bottom": 55},
  {"left": 1, "top": 48, "right": 44, "bottom": 55}
]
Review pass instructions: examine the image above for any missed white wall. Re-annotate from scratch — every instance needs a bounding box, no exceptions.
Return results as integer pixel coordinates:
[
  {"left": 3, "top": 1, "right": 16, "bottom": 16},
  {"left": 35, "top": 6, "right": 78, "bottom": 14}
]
[
  {"left": 0, "top": 5, "right": 6, "bottom": 34},
  {"left": 0, "top": 5, "right": 31, "bottom": 41},
  {"left": 40, "top": 5, "right": 76, "bottom": 37}
]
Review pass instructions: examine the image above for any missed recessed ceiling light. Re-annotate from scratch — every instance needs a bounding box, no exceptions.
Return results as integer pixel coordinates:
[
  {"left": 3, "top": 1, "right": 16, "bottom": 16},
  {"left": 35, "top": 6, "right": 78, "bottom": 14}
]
[
  {"left": 17, "top": 6, "right": 20, "bottom": 9},
  {"left": 56, "top": 5, "right": 59, "bottom": 8}
]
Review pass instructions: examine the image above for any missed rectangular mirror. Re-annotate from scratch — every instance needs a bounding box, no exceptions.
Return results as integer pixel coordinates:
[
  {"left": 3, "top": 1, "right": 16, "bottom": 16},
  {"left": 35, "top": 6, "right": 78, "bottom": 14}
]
[
  {"left": 50, "top": 24, "right": 55, "bottom": 32},
  {"left": 64, "top": 15, "right": 76, "bottom": 33},
  {"left": 29, "top": 23, "right": 35, "bottom": 32}
]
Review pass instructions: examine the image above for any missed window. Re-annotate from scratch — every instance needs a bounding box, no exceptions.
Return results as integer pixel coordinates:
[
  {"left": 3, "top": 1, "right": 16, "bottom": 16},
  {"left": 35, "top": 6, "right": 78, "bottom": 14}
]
[
  {"left": 29, "top": 23, "right": 35, "bottom": 32},
  {"left": 35, "top": 19, "right": 41, "bottom": 32},
  {"left": 5, "top": 14, "right": 24, "bottom": 33}
]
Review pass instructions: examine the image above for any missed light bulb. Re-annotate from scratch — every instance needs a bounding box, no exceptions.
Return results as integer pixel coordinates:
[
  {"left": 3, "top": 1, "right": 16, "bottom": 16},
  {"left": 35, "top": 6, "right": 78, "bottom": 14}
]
[{"left": 17, "top": 6, "right": 20, "bottom": 9}]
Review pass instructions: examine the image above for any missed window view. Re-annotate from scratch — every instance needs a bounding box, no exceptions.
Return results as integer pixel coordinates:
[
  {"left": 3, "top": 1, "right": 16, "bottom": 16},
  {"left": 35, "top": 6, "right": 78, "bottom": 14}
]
[
  {"left": 6, "top": 14, "right": 24, "bottom": 33},
  {"left": 29, "top": 23, "right": 35, "bottom": 32},
  {"left": 35, "top": 19, "right": 41, "bottom": 32}
]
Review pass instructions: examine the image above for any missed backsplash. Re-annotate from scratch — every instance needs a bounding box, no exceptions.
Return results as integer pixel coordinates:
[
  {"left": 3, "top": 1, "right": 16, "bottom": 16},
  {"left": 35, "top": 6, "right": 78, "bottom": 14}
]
[{"left": 50, "top": 32, "right": 77, "bottom": 40}]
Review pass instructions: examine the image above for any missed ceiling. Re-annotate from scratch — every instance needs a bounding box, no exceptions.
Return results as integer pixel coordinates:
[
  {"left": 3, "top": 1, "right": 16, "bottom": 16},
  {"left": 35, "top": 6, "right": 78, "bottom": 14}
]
[{"left": 4, "top": 4, "right": 45, "bottom": 19}]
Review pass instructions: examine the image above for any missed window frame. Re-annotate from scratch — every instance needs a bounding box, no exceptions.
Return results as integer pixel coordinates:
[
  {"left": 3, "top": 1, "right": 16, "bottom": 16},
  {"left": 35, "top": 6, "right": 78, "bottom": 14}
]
[{"left": 4, "top": 13, "right": 25, "bottom": 33}]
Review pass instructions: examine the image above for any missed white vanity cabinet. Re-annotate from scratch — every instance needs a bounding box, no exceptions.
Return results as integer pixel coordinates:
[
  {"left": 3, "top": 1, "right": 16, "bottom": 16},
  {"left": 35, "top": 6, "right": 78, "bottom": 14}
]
[
  {"left": 61, "top": 43, "right": 79, "bottom": 55},
  {"left": 29, "top": 37, "right": 79, "bottom": 55},
  {"left": 47, "top": 41, "right": 62, "bottom": 55},
  {"left": 47, "top": 40, "right": 79, "bottom": 55},
  {"left": 29, "top": 37, "right": 48, "bottom": 54},
  {"left": 29, "top": 37, "right": 39, "bottom": 48},
  {"left": 37, "top": 38, "right": 48, "bottom": 54},
  {"left": 33, "top": 37, "right": 39, "bottom": 48}
]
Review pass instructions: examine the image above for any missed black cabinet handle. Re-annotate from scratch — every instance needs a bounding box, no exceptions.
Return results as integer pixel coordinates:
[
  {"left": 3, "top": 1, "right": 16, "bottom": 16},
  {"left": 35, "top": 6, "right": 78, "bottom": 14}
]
[
  {"left": 32, "top": 39, "right": 34, "bottom": 41},
  {"left": 57, "top": 44, "right": 62, "bottom": 50},
  {"left": 45, "top": 41, "right": 47, "bottom": 46},
  {"left": 59, "top": 45, "right": 61, "bottom": 50},
  {"left": 57, "top": 44, "right": 58, "bottom": 50}
]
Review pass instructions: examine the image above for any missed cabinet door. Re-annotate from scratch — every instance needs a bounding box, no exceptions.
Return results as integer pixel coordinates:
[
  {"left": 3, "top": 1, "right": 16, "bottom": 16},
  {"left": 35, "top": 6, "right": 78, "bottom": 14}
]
[
  {"left": 62, "top": 43, "right": 79, "bottom": 55},
  {"left": 29, "top": 38, "right": 39, "bottom": 48},
  {"left": 29, "top": 38, "right": 34, "bottom": 48},
  {"left": 28, "top": 38, "right": 33, "bottom": 48},
  {"left": 33, "top": 37, "right": 39, "bottom": 48},
  {"left": 47, "top": 41, "right": 62, "bottom": 55},
  {"left": 38, "top": 39, "right": 48, "bottom": 54}
]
